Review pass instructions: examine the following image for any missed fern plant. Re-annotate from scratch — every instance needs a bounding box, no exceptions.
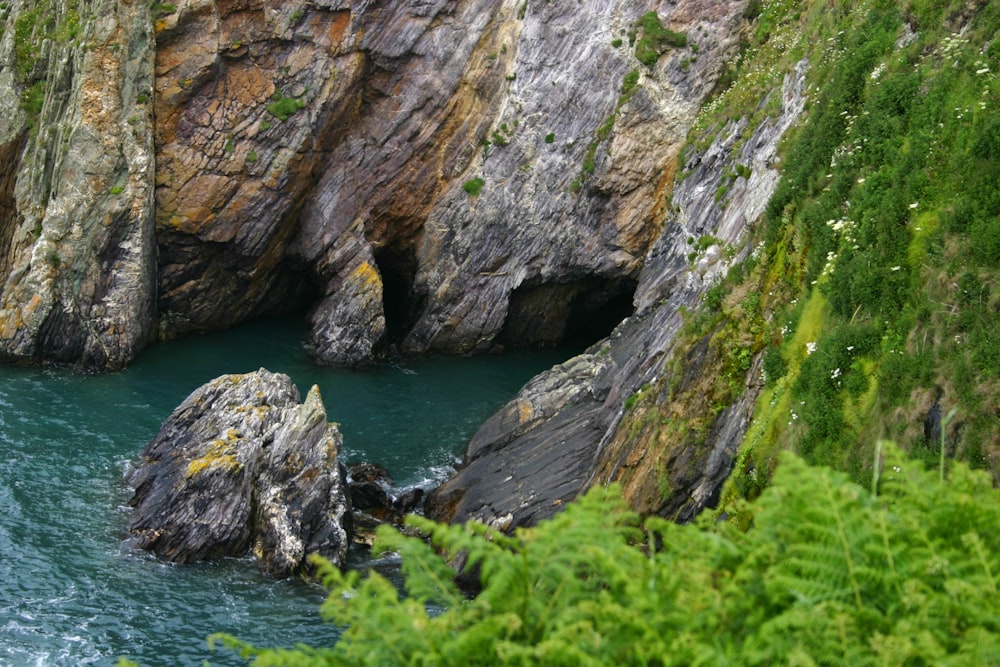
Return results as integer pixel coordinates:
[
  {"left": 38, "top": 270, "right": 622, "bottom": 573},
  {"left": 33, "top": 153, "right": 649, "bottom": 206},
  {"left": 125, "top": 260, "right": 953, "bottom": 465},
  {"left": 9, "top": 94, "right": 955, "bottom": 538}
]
[{"left": 206, "top": 443, "right": 1000, "bottom": 666}]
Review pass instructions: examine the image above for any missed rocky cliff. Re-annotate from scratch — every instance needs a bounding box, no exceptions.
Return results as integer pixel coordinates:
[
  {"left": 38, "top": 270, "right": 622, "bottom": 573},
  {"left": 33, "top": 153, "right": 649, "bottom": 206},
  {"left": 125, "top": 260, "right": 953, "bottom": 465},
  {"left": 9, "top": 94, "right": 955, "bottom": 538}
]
[
  {"left": 427, "top": 60, "right": 809, "bottom": 528},
  {"left": 0, "top": 0, "right": 156, "bottom": 368},
  {"left": 1, "top": 0, "right": 749, "bottom": 368},
  {"left": 4, "top": 0, "right": 779, "bottom": 528}
]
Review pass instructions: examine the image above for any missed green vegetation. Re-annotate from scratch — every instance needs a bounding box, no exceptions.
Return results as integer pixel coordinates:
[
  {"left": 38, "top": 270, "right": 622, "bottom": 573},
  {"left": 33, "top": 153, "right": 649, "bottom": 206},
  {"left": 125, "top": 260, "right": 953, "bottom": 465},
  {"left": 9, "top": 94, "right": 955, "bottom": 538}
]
[
  {"left": 10, "top": 0, "right": 83, "bottom": 130},
  {"left": 151, "top": 3, "right": 176, "bottom": 16},
  {"left": 625, "top": 0, "right": 1000, "bottom": 511},
  {"left": 570, "top": 69, "right": 641, "bottom": 192},
  {"left": 634, "top": 11, "right": 688, "bottom": 69},
  {"left": 266, "top": 91, "right": 306, "bottom": 121},
  {"left": 463, "top": 177, "right": 485, "bottom": 196},
  {"left": 212, "top": 444, "right": 1000, "bottom": 665}
]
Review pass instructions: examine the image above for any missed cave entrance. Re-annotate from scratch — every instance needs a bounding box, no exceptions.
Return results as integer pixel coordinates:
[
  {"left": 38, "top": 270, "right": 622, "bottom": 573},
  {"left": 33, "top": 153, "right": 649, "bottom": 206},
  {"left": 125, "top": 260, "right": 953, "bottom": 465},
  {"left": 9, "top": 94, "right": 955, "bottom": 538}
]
[
  {"left": 373, "top": 246, "right": 421, "bottom": 348},
  {"left": 500, "top": 277, "right": 637, "bottom": 349}
]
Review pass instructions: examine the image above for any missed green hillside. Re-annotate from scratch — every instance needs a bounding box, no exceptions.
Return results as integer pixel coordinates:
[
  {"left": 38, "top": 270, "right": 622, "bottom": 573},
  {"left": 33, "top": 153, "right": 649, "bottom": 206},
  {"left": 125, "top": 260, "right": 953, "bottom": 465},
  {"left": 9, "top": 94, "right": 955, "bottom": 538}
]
[{"left": 687, "top": 0, "right": 1000, "bottom": 505}]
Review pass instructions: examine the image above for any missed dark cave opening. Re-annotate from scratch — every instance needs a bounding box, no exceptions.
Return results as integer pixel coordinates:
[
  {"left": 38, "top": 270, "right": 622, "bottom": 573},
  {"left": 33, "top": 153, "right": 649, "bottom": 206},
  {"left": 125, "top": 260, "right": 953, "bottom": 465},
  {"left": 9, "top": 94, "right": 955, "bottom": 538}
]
[
  {"left": 373, "top": 246, "right": 422, "bottom": 348},
  {"left": 500, "top": 277, "right": 638, "bottom": 350}
]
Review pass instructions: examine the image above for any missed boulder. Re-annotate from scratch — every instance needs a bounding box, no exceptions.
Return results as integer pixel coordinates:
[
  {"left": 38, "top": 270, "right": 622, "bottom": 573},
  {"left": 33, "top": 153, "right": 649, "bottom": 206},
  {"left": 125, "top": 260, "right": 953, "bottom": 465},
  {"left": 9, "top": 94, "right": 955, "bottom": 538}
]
[{"left": 126, "top": 369, "right": 350, "bottom": 577}]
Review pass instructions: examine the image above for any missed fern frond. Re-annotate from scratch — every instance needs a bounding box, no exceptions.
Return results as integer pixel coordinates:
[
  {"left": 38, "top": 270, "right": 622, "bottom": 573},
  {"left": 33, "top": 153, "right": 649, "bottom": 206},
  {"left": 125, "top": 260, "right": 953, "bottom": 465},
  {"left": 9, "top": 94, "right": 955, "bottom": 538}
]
[{"left": 373, "top": 523, "right": 463, "bottom": 607}]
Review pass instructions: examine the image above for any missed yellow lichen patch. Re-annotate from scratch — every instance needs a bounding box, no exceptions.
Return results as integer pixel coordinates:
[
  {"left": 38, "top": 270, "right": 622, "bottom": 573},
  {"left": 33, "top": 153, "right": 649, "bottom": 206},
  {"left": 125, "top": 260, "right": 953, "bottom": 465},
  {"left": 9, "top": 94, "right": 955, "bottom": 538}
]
[
  {"left": 350, "top": 261, "right": 382, "bottom": 289},
  {"left": 516, "top": 400, "right": 534, "bottom": 425},
  {"left": 0, "top": 308, "right": 22, "bottom": 338},
  {"left": 186, "top": 435, "right": 242, "bottom": 477}
]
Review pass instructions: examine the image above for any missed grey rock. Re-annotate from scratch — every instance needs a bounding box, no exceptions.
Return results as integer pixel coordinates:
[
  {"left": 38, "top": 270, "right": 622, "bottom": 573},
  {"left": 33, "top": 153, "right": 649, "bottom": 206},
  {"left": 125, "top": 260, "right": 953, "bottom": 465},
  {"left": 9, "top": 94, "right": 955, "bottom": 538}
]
[
  {"left": 428, "top": 60, "right": 810, "bottom": 530},
  {"left": 126, "top": 369, "right": 350, "bottom": 577},
  {"left": 0, "top": 0, "right": 156, "bottom": 369}
]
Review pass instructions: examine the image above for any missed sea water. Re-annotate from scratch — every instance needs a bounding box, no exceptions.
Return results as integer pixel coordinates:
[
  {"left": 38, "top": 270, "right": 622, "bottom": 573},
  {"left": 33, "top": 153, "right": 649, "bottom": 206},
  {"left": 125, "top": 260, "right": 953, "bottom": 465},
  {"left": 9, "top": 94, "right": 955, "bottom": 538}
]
[{"left": 0, "top": 319, "right": 572, "bottom": 665}]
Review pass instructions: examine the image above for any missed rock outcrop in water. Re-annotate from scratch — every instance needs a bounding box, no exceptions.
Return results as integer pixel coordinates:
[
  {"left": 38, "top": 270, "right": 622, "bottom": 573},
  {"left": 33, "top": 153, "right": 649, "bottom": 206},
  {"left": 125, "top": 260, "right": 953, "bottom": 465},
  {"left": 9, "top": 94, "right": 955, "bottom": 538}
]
[{"left": 126, "top": 369, "right": 350, "bottom": 577}]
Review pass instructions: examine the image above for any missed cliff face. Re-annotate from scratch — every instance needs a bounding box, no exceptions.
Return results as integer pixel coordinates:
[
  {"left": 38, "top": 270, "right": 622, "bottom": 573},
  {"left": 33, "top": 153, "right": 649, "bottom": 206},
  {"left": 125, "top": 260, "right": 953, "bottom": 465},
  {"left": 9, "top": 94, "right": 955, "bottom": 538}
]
[
  {"left": 0, "top": 0, "right": 156, "bottom": 368},
  {"left": 154, "top": 0, "right": 748, "bottom": 364},
  {"left": 3, "top": 0, "right": 769, "bottom": 524},
  {"left": 426, "top": 61, "right": 809, "bottom": 528},
  {"left": 0, "top": 0, "right": 748, "bottom": 368}
]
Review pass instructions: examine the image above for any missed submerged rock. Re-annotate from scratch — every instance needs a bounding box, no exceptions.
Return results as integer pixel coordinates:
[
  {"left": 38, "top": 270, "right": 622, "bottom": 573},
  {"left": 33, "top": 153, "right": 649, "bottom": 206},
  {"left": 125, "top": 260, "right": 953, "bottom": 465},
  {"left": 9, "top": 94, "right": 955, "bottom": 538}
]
[
  {"left": 344, "top": 462, "right": 426, "bottom": 546},
  {"left": 126, "top": 369, "right": 350, "bottom": 577}
]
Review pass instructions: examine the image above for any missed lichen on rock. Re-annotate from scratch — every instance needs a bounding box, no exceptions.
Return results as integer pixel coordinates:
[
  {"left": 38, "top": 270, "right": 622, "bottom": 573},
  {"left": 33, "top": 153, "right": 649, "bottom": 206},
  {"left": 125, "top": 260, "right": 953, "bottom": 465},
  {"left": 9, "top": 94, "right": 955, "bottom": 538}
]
[{"left": 126, "top": 369, "right": 350, "bottom": 577}]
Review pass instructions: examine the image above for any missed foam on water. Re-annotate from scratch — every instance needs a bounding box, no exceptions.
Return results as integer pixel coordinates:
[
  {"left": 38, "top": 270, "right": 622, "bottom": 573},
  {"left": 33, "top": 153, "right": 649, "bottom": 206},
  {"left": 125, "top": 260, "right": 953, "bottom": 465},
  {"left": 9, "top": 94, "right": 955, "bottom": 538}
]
[{"left": 0, "top": 319, "right": 572, "bottom": 664}]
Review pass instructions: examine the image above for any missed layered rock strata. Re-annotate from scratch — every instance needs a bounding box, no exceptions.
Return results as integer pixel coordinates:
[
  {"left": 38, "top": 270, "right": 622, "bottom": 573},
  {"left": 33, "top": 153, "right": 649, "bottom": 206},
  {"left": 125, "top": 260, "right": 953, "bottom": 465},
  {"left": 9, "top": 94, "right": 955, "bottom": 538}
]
[
  {"left": 0, "top": 0, "right": 156, "bottom": 368},
  {"left": 126, "top": 369, "right": 350, "bottom": 577},
  {"left": 0, "top": 0, "right": 753, "bottom": 369},
  {"left": 157, "top": 0, "right": 742, "bottom": 365},
  {"left": 427, "top": 61, "right": 810, "bottom": 529}
]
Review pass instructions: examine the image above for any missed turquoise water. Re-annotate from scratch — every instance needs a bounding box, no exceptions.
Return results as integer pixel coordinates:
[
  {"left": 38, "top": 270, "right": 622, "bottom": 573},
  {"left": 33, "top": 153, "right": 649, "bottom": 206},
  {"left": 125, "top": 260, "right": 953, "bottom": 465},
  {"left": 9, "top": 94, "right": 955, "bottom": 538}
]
[{"left": 0, "top": 319, "right": 571, "bottom": 665}]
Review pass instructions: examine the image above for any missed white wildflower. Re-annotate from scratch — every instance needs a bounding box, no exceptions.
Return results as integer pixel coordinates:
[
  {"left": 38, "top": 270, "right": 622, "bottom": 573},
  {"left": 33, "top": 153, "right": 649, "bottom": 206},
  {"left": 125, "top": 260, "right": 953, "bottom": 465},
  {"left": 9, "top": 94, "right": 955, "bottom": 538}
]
[
  {"left": 806, "top": 341, "right": 817, "bottom": 355},
  {"left": 831, "top": 368, "right": 842, "bottom": 379},
  {"left": 909, "top": 202, "right": 919, "bottom": 209}
]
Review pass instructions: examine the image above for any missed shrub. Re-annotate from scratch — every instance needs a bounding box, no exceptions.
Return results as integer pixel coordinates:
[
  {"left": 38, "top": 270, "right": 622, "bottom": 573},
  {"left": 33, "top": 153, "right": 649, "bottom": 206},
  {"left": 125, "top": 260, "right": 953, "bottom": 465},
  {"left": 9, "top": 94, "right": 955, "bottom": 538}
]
[
  {"left": 762, "top": 345, "right": 786, "bottom": 385},
  {"left": 462, "top": 177, "right": 484, "bottom": 196},
  {"left": 210, "top": 444, "right": 1000, "bottom": 666},
  {"left": 266, "top": 91, "right": 305, "bottom": 121},
  {"left": 634, "top": 11, "right": 687, "bottom": 68}
]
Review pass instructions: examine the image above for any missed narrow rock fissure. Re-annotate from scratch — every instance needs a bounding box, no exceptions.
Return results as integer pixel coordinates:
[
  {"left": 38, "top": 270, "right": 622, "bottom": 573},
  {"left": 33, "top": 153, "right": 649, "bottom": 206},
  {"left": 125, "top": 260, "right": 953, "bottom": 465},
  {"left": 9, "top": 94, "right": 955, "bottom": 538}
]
[
  {"left": 0, "top": 133, "right": 26, "bottom": 284},
  {"left": 501, "top": 277, "right": 637, "bottom": 350}
]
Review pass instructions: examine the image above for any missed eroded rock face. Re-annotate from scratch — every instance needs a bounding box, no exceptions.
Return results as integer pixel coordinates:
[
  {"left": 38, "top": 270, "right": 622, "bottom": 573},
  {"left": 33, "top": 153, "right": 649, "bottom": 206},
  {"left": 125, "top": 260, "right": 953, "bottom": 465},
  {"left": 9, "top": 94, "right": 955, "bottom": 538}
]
[
  {"left": 427, "top": 61, "right": 810, "bottom": 529},
  {"left": 126, "top": 369, "right": 350, "bottom": 577},
  {"left": 401, "top": 0, "right": 746, "bottom": 358},
  {"left": 152, "top": 0, "right": 361, "bottom": 337},
  {"left": 0, "top": 0, "right": 156, "bottom": 369},
  {"left": 150, "top": 0, "right": 749, "bottom": 364},
  {"left": 0, "top": 0, "right": 753, "bottom": 370}
]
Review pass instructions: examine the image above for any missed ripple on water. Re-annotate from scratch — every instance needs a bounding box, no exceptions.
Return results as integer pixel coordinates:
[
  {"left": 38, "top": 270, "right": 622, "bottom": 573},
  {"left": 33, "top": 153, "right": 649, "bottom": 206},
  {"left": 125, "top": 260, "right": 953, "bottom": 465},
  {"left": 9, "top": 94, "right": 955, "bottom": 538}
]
[{"left": 0, "top": 320, "right": 575, "bottom": 664}]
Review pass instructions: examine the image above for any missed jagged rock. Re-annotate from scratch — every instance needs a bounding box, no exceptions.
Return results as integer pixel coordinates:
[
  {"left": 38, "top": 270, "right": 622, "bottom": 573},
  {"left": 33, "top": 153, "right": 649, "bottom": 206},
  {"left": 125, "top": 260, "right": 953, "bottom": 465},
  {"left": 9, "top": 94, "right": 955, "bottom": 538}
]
[
  {"left": 349, "top": 481, "right": 393, "bottom": 512},
  {"left": 393, "top": 487, "right": 424, "bottom": 513},
  {"left": 348, "top": 462, "right": 393, "bottom": 485},
  {"left": 428, "top": 60, "right": 810, "bottom": 530},
  {"left": 126, "top": 369, "right": 350, "bottom": 577},
  {"left": 344, "top": 462, "right": 413, "bottom": 545},
  {"left": 0, "top": 0, "right": 156, "bottom": 369}
]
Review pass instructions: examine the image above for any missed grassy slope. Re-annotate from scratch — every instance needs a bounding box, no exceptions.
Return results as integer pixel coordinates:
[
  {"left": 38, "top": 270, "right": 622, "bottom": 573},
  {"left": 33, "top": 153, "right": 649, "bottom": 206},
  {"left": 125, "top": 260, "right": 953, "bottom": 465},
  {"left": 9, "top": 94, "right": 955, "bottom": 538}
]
[{"left": 655, "top": 0, "right": 1000, "bottom": 514}]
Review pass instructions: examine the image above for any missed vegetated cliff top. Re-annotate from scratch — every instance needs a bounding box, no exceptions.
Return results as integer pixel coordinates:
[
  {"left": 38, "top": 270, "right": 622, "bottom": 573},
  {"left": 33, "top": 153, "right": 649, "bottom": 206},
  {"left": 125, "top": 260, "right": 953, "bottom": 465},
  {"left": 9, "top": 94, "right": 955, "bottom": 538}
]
[{"left": 669, "top": 0, "right": 1000, "bottom": 510}]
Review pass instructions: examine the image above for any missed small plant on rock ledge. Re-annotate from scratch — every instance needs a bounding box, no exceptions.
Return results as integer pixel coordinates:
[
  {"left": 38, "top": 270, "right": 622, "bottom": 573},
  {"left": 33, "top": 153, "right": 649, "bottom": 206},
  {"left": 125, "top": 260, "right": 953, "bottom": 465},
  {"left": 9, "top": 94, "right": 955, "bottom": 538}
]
[
  {"left": 266, "top": 90, "right": 306, "bottom": 121},
  {"left": 462, "top": 177, "right": 485, "bottom": 196}
]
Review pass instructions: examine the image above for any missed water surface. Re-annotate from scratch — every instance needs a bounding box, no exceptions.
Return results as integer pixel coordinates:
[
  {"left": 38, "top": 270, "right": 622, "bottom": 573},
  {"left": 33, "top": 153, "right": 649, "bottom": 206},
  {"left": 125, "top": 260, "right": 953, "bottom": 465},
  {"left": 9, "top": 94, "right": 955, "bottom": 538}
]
[{"left": 0, "top": 319, "right": 571, "bottom": 665}]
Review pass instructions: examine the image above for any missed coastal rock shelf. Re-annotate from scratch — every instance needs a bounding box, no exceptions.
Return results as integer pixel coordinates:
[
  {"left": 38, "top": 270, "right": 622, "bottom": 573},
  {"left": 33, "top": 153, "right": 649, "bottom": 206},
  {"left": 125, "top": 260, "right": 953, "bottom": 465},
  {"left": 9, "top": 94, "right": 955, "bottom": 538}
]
[{"left": 126, "top": 369, "right": 350, "bottom": 578}]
